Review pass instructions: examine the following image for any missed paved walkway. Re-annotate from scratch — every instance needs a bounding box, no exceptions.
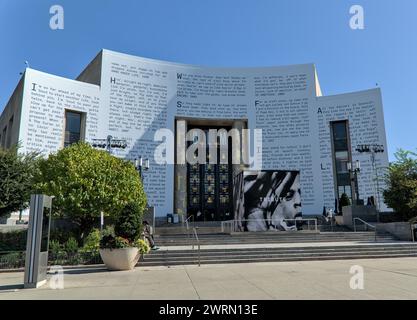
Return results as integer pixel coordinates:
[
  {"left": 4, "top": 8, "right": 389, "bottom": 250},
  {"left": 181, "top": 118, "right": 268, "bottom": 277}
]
[{"left": 1, "top": 257, "right": 417, "bottom": 299}]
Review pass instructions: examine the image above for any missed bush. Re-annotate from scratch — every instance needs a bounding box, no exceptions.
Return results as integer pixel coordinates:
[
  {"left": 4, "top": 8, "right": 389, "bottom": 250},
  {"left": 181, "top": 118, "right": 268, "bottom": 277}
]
[
  {"left": 82, "top": 228, "right": 101, "bottom": 252},
  {"left": 0, "top": 251, "right": 25, "bottom": 269},
  {"left": 136, "top": 238, "right": 150, "bottom": 254},
  {"left": 114, "top": 202, "right": 143, "bottom": 243},
  {"left": 49, "top": 240, "right": 62, "bottom": 256},
  {"left": 65, "top": 237, "right": 79, "bottom": 254},
  {"left": 100, "top": 202, "right": 144, "bottom": 250},
  {"left": 339, "top": 193, "right": 351, "bottom": 212},
  {"left": 0, "top": 230, "right": 27, "bottom": 251},
  {"left": 100, "top": 234, "right": 130, "bottom": 249},
  {"left": 49, "top": 227, "right": 80, "bottom": 245}
]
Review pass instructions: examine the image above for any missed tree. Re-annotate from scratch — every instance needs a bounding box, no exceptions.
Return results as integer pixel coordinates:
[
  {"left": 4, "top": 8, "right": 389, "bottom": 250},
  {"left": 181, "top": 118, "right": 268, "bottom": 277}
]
[
  {"left": 34, "top": 142, "right": 147, "bottom": 236},
  {"left": 383, "top": 149, "right": 417, "bottom": 221},
  {"left": 339, "top": 193, "right": 351, "bottom": 213},
  {"left": 0, "top": 146, "right": 39, "bottom": 219}
]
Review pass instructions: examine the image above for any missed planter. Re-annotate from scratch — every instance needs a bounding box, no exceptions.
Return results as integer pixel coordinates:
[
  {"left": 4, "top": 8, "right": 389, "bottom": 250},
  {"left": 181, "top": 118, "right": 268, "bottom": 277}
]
[{"left": 99, "top": 247, "right": 140, "bottom": 271}]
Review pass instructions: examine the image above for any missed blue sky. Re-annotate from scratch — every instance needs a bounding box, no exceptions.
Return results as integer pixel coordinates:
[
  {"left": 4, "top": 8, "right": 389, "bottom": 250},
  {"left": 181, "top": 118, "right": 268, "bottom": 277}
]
[{"left": 0, "top": 0, "right": 416, "bottom": 161}]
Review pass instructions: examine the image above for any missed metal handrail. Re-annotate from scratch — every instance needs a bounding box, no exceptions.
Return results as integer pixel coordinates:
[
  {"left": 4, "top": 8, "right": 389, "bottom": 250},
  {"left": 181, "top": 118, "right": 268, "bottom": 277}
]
[
  {"left": 353, "top": 217, "right": 377, "bottom": 242},
  {"left": 283, "top": 219, "right": 318, "bottom": 232},
  {"left": 221, "top": 220, "right": 235, "bottom": 233},
  {"left": 191, "top": 227, "right": 201, "bottom": 267},
  {"left": 233, "top": 218, "right": 318, "bottom": 232},
  {"left": 184, "top": 215, "right": 194, "bottom": 238}
]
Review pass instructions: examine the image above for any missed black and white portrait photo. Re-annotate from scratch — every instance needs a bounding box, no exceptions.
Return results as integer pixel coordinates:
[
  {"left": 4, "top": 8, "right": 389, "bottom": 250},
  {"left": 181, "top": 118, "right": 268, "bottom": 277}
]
[{"left": 234, "top": 170, "right": 302, "bottom": 232}]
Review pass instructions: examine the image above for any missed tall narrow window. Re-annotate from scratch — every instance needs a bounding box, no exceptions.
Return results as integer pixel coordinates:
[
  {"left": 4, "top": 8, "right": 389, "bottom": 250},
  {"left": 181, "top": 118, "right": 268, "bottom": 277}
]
[
  {"left": 64, "top": 110, "right": 84, "bottom": 147},
  {"left": 331, "top": 120, "right": 352, "bottom": 200},
  {"left": 6, "top": 116, "right": 13, "bottom": 148},
  {"left": 1, "top": 126, "right": 7, "bottom": 148}
]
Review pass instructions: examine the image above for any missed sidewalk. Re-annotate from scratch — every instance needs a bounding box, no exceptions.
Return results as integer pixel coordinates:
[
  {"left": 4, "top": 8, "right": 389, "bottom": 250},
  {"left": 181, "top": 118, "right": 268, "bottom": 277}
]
[{"left": 1, "top": 257, "right": 417, "bottom": 299}]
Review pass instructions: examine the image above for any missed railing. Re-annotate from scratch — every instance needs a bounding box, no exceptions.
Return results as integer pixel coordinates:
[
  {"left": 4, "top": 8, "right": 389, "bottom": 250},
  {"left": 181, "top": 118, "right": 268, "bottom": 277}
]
[
  {"left": 184, "top": 215, "right": 194, "bottom": 238},
  {"left": 411, "top": 223, "right": 416, "bottom": 242},
  {"left": 283, "top": 219, "right": 318, "bottom": 232},
  {"left": 353, "top": 217, "right": 377, "bottom": 242},
  {"left": 191, "top": 227, "right": 201, "bottom": 267},
  {"left": 0, "top": 251, "right": 25, "bottom": 269},
  {"left": 0, "top": 250, "right": 102, "bottom": 270},
  {"left": 222, "top": 218, "right": 318, "bottom": 233},
  {"left": 221, "top": 220, "right": 235, "bottom": 233}
]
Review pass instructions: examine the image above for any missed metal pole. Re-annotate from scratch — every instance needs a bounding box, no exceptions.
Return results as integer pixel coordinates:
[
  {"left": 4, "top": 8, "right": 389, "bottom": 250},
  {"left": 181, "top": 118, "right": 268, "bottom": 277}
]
[
  {"left": 106, "top": 135, "right": 112, "bottom": 154},
  {"left": 349, "top": 169, "right": 356, "bottom": 204},
  {"left": 371, "top": 151, "right": 381, "bottom": 222}
]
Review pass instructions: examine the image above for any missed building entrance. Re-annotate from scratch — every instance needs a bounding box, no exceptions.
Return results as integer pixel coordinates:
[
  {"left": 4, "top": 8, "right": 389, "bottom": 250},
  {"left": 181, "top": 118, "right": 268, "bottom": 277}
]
[{"left": 187, "top": 125, "right": 233, "bottom": 221}]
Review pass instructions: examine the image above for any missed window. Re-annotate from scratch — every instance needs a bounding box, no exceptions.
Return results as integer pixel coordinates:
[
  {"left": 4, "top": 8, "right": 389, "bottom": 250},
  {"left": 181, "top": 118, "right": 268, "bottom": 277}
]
[
  {"left": 6, "top": 116, "right": 13, "bottom": 148},
  {"left": 331, "top": 120, "right": 352, "bottom": 200},
  {"left": 1, "top": 126, "right": 7, "bottom": 148},
  {"left": 64, "top": 110, "right": 84, "bottom": 147}
]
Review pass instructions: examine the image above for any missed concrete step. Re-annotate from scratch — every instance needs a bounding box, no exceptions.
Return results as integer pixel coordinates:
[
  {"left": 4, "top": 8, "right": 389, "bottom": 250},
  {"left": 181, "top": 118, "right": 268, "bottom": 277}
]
[
  {"left": 139, "top": 253, "right": 417, "bottom": 266},
  {"left": 139, "top": 244, "right": 417, "bottom": 266},
  {"left": 155, "top": 239, "right": 395, "bottom": 246},
  {"left": 146, "top": 244, "right": 417, "bottom": 256},
  {"left": 154, "top": 234, "right": 397, "bottom": 246},
  {"left": 155, "top": 231, "right": 383, "bottom": 238},
  {"left": 155, "top": 227, "right": 222, "bottom": 235}
]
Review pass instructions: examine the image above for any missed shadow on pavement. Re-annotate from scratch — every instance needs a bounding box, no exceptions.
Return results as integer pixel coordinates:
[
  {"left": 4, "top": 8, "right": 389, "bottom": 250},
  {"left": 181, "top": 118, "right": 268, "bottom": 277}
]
[
  {"left": 61, "top": 267, "right": 108, "bottom": 275},
  {"left": 0, "top": 284, "right": 24, "bottom": 291}
]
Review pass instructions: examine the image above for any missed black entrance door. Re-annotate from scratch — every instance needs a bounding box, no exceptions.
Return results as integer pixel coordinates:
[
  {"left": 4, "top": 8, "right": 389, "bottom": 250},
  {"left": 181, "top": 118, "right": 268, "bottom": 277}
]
[{"left": 187, "top": 126, "right": 233, "bottom": 221}]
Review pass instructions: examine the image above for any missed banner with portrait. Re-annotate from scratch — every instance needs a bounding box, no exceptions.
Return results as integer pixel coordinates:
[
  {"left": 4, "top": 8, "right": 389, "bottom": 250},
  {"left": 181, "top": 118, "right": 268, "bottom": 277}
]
[{"left": 234, "top": 170, "right": 302, "bottom": 231}]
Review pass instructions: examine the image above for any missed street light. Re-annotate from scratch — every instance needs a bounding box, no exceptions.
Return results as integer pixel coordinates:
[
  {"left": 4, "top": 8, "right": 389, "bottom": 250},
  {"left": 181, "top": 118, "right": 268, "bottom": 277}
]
[
  {"left": 91, "top": 135, "right": 127, "bottom": 154},
  {"left": 347, "top": 160, "right": 361, "bottom": 204},
  {"left": 356, "top": 144, "right": 385, "bottom": 220},
  {"left": 134, "top": 156, "right": 150, "bottom": 180}
]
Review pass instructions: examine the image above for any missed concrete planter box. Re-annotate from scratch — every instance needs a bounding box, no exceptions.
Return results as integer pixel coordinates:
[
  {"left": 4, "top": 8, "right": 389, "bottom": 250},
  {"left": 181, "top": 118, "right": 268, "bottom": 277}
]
[
  {"left": 99, "top": 248, "right": 140, "bottom": 271},
  {"left": 376, "top": 222, "right": 413, "bottom": 241},
  {"left": 341, "top": 205, "right": 377, "bottom": 226}
]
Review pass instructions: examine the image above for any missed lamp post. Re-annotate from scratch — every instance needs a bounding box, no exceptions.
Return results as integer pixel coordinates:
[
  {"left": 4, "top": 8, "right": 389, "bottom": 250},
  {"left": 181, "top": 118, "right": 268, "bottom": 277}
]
[
  {"left": 356, "top": 144, "right": 385, "bottom": 221},
  {"left": 91, "top": 135, "right": 127, "bottom": 154},
  {"left": 347, "top": 160, "right": 361, "bottom": 204},
  {"left": 134, "top": 156, "right": 150, "bottom": 181}
]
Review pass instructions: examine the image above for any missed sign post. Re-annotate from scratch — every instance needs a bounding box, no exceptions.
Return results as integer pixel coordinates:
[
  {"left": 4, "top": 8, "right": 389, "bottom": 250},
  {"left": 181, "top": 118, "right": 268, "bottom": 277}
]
[{"left": 24, "top": 194, "right": 53, "bottom": 289}]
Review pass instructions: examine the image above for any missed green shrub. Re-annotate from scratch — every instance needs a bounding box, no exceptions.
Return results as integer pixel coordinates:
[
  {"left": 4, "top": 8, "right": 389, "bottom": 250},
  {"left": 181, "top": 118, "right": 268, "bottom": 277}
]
[
  {"left": 114, "top": 202, "right": 143, "bottom": 243},
  {"left": 0, "top": 251, "right": 25, "bottom": 268},
  {"left": 100, "top": 234, "right": 131, "bottom": 249},
  {"left": 49, "top": 240, "right": 62, "bottom": 256},
  {"left": 339, "top": 193, "right": 351, "bottom": 212},
  {"left": 135, "top": 238, "right": 150, "bottom": 254},
  {"left": 49, "top": 227, "right": 80, "bottom": 244},
  {"left": 0, "top": 230, "right": 27, "bottom": 251},
  {"left": 82, "top": 228, "right": 101, "bottom": 252},
  {"left": 65, "top": 237, "right": 79, "bottom": 254}
]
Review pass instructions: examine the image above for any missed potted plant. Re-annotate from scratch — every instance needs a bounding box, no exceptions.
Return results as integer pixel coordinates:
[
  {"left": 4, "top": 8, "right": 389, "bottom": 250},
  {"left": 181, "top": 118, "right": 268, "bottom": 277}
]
[{"left": 99, "top": 202, "right": 150, "bottom": 271}]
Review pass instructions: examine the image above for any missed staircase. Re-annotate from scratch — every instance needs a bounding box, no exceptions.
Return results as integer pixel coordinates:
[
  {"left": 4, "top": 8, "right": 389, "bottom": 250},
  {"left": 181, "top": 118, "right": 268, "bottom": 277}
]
[
  {"left": 138, "top": 229, "right": 417, "bottom": 267},
  {"left": 141, "top": 242, "right": 417, "bottom": 266},
  {"left": 154, "top": 231, "right": 396, "bottom": 246}
]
